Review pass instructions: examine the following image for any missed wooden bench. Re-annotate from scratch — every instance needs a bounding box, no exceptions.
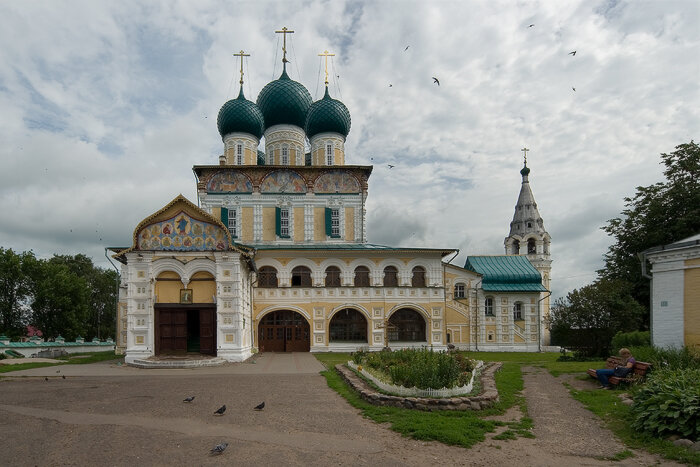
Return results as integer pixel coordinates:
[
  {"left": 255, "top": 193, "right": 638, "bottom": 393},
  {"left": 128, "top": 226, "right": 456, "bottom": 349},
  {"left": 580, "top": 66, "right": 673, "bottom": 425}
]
[{"left": 587, "top": 357, "right": 652, "bottom": 386}]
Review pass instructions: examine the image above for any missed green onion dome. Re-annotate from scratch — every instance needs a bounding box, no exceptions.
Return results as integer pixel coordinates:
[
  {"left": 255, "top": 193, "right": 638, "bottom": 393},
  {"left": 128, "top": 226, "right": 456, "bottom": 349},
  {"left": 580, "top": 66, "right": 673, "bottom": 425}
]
[
  {"left": 305, "top": 87, "right": 351, "bottom": 139},
  {"left": 520, "top": 163, "right": 531, "bottom": 176},
  {"left": 256, "top": 68, "right": 312, "bottom": 130},
  {"left": 217, "top": 87, "right": 264, "bottom": 139}
]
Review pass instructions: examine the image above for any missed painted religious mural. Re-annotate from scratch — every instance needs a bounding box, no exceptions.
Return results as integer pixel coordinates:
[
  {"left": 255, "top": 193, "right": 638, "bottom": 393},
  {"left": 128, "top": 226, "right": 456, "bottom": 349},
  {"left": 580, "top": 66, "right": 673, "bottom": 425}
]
[
  {"left": 260, "top": 170, "right": 307, "bottom": 193},
  {"left": 137, "top": 211, "right": 228, "bottom": 251},
  {"left": 206, "top": 171, "right": 254, "bottom": 193},
  {"left": 313, "top": 170, "right": 361, "bottom": 193}
]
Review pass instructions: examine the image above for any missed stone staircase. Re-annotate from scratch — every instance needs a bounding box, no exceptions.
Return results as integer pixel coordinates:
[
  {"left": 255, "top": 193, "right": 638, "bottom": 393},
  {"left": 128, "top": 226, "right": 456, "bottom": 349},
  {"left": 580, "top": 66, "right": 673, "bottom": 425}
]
[{"left": 129, "top": 356, "right": 227, "bottom": 369}]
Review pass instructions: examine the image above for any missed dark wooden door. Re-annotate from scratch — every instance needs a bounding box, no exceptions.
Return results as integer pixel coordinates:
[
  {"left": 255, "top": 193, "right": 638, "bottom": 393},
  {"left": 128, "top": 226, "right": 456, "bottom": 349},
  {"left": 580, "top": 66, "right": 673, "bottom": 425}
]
[
  {"left": 258, "top": 310, "right": 310, "bottom": 352},
  {"left": 158, "top": 309, "right": 187, "bottom": 353},
  {"left": 199, "top": 308, "right": 216, "bottom": 355},
  {"left": 286, "top": 325, "right": 310, "bottom": 352}
]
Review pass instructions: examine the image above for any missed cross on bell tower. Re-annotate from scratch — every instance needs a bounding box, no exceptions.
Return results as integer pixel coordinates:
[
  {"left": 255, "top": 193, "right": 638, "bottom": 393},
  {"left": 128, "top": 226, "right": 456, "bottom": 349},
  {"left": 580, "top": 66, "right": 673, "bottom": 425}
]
[{"left": 275, "top": 26, "right": 294, "bottom": 64}]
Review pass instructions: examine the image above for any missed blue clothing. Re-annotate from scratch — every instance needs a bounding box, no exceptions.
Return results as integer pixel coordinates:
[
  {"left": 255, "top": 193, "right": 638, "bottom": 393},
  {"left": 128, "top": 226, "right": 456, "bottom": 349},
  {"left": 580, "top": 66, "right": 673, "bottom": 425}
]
[{"left": 596, "top": 368, "right": 615, "bottom": 387}]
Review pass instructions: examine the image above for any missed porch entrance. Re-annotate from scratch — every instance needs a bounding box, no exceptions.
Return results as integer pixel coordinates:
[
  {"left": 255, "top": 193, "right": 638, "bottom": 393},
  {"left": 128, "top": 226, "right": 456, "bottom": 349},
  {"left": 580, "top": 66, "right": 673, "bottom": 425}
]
[
  {"left": 155, "top": 306, "right": 216, "bottom": 356},
  {"left": 258, "top": 310, "right": 310, "bottom": 352}
]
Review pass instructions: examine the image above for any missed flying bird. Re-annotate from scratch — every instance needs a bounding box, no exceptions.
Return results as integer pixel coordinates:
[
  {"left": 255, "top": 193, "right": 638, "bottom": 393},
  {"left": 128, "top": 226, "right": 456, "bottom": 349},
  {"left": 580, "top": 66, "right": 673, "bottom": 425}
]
[
  {"left": 572, "top": 87, "right": 576, "bottom": 91},
  {"left": 432, "top": 77, "right": 440, "bottom": 86},
  {"left": 210, "top": 442, "right": 228, "bottom": 455},
  {"left": 404, "top": 45, "right": 410, "bottom": 51},
  {"left": 183, "top": 396, "right": 195, "bottom": 403},
  {"left": 254, "top": 401, "right": 265, "bottom": 411},
  {"left": 389, "top": 84, "right": 392, "bottom": 87},
  {"left": 568, "top": 51, "right": 576, "bottom": 56},
  {"left": 214, "top": 405, "right": 226, "bottom": 415},
  {"left": 529, "top": 24, "right": 535, "bottom": 27},
  {"left": 387, "top": 164, "right": 395, "bottom": 169}
]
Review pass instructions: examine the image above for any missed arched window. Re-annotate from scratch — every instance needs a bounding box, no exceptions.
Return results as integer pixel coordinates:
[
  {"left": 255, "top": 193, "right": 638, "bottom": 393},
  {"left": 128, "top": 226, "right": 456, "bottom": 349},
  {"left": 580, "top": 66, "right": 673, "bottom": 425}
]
[
  {"left": 512, "top": 240, "right": 520, "bottom": 254},
  {"left": 281, "top": 146, "right": 289, "bottom": 165},
  {"left": 325, "top": 266, "right": 341, "bottom": 287},
  {"left": 454, "top": 283, "right": 465, "bottom": 299},
  {"left": 354, "top": 266, "right": 370, "bottom": 287},
  {"left": 258, "top": 266, "right": 278, "bottom": 288},
  {"left": 527, "top": 238, "right": 536, "bottom": 254},
  {"left": 388, "top": 308, "right": 426, "bottom": 342},
  {"left": 326, "top": 143, "right": 333, "bottom": 165},
  {"left": 513, "top": 302, "right": 523, "bottom": 320},
  {"left": 291, "top": 266, "right": 312, "bottom": 287},
  {"left": 236, "top": 143, "right": 243, "bottom": 165},
  {"left": 329, "top": 308, "right": 367, "bottom": 342},
  {"left": 484, "top": 297, "right": 494, "bottom": 316},
  {"left": 383, "top": 266, "right": 398, "bottom": 287},
  {"left": 411, "top": 266, "right": 426, "bottom": 287}
]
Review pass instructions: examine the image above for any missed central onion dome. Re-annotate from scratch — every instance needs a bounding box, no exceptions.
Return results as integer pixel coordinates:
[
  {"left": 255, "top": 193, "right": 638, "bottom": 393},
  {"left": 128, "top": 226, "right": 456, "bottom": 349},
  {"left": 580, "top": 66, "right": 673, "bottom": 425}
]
[
  {"left": 217, "top": 87, "right": 264, "bottom": 139},
  {"left": 256, "top": 67, "right": 312, "bottom": 129},
  {"left": 305, "top": 87, "right": 351, "bottom": 139}
]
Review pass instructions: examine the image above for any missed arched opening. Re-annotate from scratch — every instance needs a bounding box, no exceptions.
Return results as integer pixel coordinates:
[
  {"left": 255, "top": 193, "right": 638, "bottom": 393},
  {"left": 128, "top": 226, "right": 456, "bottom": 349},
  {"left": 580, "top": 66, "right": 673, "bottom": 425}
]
[
  {"left": 291, "top": 266, "right": 312, "bottom": 287},
  {"left": 454, "top": 283, "right": 466, "bottom": 299},
  {"left": 258, "top": 266, "right": 278, "bottom": 288},
  {"left": 329, "top": 308, "right": 368, "bottom": 342},
  {"left": 512, "top": 240, "right": 520, "bottom": 254},
  {"left": 411, "top": 266, "right": 426, "bottom": 287},
  {"left": 513, "top": 302, "right": 523, "bottom": 321},
  {"left": 354, "top": 266, "right": 370, "bottom": 287},
  {"left": 325, "top": 266, "right": 341, "bottom": 287},
  {"left": 388, "top": 308, "right": 426, "bottom": 342},
  {"left": 383, "top": 266, "right": 398, "bottom": 287},
  {"left": 527, "top": 238, "right": 536, "bottom": 254},
  {"left": 258, "top": 310, "right": 310, "bottom": 352}
]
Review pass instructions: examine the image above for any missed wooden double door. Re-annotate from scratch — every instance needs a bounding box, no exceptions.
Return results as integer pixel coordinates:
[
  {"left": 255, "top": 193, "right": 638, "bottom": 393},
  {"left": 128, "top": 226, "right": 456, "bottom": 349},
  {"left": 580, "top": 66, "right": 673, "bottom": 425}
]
[
  {"left": 156, "top": 306, "right": 216, "bottom": 356},
  {"left": 258, "top": 310, "right": 310, "bottom": 352}
]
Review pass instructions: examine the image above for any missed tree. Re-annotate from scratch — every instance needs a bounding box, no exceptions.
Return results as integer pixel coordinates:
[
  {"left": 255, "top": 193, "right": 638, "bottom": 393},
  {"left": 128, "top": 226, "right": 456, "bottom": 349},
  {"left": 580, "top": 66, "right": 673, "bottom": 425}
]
[
  {"left": 0, "top": 248, "right": 38, "bottom": 337},
  {"left": 600, "top": 141, "right": 700, "bottom": 310},
  {"left": 548, "top": 279, "right": 646, "bottom": 357}
]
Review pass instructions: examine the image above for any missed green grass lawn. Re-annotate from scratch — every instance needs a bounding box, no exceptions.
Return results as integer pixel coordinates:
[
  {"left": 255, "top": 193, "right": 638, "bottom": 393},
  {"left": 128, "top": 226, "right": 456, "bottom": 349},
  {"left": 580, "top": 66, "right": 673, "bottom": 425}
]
[
  {"left": 0, "top": 351, "right": 122, "bottom": 374},
  {"left": 314, "top": 351, "right": 700, "bottom": 464},
  {"left": 314, "top": 352, "right": 532, "bottom": 449}
]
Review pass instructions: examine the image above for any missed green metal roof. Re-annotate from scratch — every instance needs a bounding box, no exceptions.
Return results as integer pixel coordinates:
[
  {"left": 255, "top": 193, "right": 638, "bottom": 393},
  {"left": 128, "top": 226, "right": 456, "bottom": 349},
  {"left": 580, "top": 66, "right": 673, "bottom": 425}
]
[
  {"left": 256, "top": 67, "right": 312, "bottom": 130},
  {"left": 464, "top": 255, "right": 547, "bottom": 292},
  {"left": 217, "top": 87, "right": 265, "bottom": 139},
  {"left": 305, "top": 86, "right": 351, "bottom": 138}
]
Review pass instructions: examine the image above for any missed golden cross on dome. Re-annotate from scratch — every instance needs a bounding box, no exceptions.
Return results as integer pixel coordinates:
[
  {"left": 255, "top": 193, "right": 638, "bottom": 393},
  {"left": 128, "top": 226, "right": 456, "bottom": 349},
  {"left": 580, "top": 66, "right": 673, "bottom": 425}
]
[
  {"left": 521, "top": 147, "right": 529, "bottom": 165},
  {"left": 318, "top": 50, "right": 335, "bottom": 86},
  {"left": 275, "top": 26, "right": 294, "bottom": 63},
  {"left": 233, "top": 50, "right": 250, "bottom": 85}
]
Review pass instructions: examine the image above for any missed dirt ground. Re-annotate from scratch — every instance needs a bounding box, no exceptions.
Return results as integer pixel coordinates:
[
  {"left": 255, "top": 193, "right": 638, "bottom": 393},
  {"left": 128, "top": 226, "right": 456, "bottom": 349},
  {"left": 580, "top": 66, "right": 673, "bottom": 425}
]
[{"left": 0, "top": 362, "right": 680, "bottom": 466}]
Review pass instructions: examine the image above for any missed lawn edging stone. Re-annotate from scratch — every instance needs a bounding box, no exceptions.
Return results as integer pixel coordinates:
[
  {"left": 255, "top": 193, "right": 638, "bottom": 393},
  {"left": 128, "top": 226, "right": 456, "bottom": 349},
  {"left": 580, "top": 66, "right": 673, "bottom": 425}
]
[{"left": 335, "top": 361, "right": 502, "bottom": 411}]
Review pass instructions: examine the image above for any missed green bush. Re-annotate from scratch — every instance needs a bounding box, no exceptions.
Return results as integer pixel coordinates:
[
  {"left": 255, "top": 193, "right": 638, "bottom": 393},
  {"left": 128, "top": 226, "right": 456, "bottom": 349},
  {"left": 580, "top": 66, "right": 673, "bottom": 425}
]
[
  {"left": 611, "top": 331, "right": 650, "bottom": 351},
  {"left": 354, "top": 348, "right": 475, "bottom": 390},
  {"left": 0, "top": 353, "right": 5, "bottom": 360},
  {"left": 627, "top": 346, "right": 700, "bottom": 370},
  {"left": 631, "top": 368, "right": 700, "bottom": 439}
]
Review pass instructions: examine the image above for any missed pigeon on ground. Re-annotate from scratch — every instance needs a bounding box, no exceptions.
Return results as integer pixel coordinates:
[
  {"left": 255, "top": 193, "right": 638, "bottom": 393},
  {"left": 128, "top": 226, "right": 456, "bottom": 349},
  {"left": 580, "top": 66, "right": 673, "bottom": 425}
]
[
  {"left": 254, "top": 401, "right": 265, "bottom": 411},
  {"left": 62, "top": 375, "right": 66, "bottom": 379},
  {"left": 56, "top": 370, "right": 60, "bottom": 373},
  {"left": 183, "top": 396, "right": 195, "bottom": 403},
  {"left": 432, "top": 77, "right": 440, "bottom": 86},
  {"left": 210, "top": 442, "right": 228, "bottom": 455},
  {"left": 214, "top": 405, "right": 226, "bottom": 415},
  {"left": 44, "top": 377, "right": 48, "bottom": 381}
]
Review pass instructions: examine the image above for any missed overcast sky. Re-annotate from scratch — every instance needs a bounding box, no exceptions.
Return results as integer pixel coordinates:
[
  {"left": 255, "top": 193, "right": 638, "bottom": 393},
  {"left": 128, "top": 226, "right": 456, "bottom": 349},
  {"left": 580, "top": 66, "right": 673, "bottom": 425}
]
[{"left": 0, "top": 0, "right": 698, "bottom": 300}]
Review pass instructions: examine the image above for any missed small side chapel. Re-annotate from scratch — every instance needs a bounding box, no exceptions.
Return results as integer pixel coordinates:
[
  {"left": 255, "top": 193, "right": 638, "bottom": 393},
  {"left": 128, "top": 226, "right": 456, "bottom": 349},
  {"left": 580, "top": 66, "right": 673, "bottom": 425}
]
[{"left": 111, "top": 30, "right": 552, "bottom": 365}]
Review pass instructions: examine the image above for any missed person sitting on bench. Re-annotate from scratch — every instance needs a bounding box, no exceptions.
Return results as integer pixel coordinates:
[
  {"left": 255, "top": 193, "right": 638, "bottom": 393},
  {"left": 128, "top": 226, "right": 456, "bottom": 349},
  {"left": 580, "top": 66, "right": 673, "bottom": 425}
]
[{"left": 596, "top": 348, "right": 635, "bottom": 389}]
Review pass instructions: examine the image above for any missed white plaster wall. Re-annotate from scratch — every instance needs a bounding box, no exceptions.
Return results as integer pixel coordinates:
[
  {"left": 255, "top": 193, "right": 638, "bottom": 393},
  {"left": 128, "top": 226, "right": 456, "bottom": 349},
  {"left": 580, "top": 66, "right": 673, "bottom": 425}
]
[{"left": 650, "top": 260, "right": 685, "bottom": 349}]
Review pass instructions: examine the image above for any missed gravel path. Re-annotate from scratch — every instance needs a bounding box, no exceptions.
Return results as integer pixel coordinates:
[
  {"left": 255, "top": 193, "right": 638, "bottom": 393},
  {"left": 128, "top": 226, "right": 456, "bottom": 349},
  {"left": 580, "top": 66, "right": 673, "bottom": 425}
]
[{"left": 0, "top": 358, "right": 679, "bottom": 466}]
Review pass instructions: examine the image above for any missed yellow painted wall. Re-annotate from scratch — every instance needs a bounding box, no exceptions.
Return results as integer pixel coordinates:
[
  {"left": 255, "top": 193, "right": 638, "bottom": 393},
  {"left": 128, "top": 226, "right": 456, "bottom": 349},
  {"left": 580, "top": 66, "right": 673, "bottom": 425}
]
[
  {"left": 241, "top": 207, "right": 253, "bottom": 242},
  {"left": 345, "top": 207, "right": 354, "bottom": 241},
  {"left": 191, "top": 271, "right": 216, "bottom": 303},
  {"left": 262, "top": 207, "right": 275, "bottom": 242},
  {"left": 314, "top": 207, "right": 326, "bottom": 242},
  {"left": 155, "top": 271, "right": 182, "bottom": 303},
  {"left": 685, "top": 258, "right": 700, "bottom": 347},
  {"left": 294, "top": 207, "right": 305, "bottom": 242},
  {"left": 335, "top": 146, "right": 344, "bottom": 165}
]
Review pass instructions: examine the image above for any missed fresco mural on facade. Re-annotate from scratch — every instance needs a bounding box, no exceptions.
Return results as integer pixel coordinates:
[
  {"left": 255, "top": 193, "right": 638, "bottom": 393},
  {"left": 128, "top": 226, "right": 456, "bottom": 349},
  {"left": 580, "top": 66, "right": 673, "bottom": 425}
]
[
  {"left": 260, "top": 170, "right": 307, "bottom": 193},
  {"left": 313, "top": 170, "right": 361, "bottom": 193},
  {"left": 137, "top": 212, "right": 227, "bottom": 251},
  {"left": 206, "top": 171, "right": 254, "bottom": 193}
]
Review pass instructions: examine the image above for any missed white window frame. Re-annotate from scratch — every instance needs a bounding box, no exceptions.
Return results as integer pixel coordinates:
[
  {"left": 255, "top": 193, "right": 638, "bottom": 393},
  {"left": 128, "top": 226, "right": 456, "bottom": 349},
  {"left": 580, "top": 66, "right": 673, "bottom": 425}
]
[
  {"left": 513, "top": 302, "right": 523, "bottom": 321},
  {"left": 484, "top": 297, "right": 494, "bottom": 316},
  {"left": 280, "top": 207, "right": 289, "bottom": 238},
  {"left": 326, "top": 143, "right": 333, "bottom": 165},
  {"left": 454, "top": 283, "right": 465, "bottom": 299},
  {"left": 228, "top": 208, "right": 237, "bottom": 238},
  {"left": 236, "top": 143, "right": 243, "bottom": 165},
  {"left": 281, "top": 146, "right": 289, "bottom": 165},
  {"left": 331, "top": 208, "right": 340, "bottom": 237}
]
